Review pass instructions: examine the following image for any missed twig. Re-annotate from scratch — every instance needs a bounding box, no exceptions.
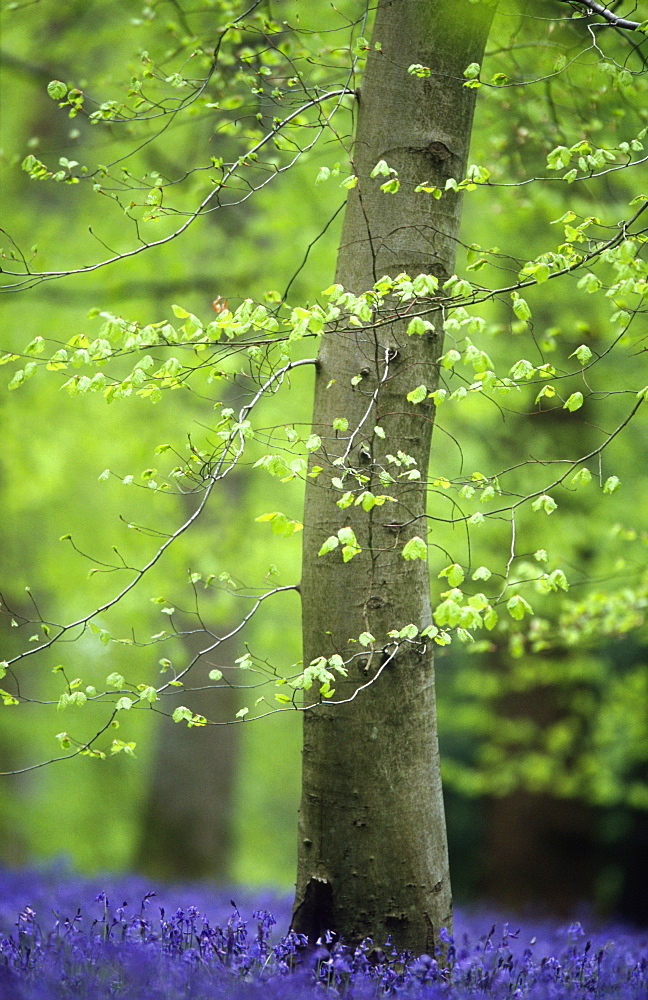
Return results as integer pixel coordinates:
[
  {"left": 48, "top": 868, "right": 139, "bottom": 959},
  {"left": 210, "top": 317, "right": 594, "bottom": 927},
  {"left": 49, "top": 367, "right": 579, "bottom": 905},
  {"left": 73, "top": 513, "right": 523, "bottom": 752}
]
[{"left": 564, "top": 0, "right": 643, "bottom": 30}]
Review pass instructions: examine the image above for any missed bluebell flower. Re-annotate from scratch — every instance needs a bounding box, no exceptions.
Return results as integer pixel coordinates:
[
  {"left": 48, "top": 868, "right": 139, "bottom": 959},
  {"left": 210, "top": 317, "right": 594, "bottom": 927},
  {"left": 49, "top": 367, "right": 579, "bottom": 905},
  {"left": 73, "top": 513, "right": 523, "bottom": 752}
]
[{"left": 0, "top": 867, "right": 646, "bottom": 998}]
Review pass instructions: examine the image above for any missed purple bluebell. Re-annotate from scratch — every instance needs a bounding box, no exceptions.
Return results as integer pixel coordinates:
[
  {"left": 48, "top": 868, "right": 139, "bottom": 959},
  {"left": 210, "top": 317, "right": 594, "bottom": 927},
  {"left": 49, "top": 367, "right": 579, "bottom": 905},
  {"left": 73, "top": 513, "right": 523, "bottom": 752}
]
[{"left": 0, "top": 867, "right": 646, "bottom": 998}]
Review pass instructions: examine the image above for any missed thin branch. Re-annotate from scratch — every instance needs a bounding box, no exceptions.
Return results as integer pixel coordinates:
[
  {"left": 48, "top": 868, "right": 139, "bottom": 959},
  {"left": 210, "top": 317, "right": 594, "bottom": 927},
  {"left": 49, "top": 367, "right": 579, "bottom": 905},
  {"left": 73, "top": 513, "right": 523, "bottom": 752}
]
[
  {"left": 157, "top": 584, "right": 299, "bottom": 695},
  {"left": 0, "top": 88, "right": 354, "bottom": 293},
  {"left": 564, "top": 0, "right": 644, "bottom": 29},
  {"left": 3, "top": 358, "right": 317, "bottom": 673},
  {"left": 464, "top": 396, "right": 645, "bottom": 520}
]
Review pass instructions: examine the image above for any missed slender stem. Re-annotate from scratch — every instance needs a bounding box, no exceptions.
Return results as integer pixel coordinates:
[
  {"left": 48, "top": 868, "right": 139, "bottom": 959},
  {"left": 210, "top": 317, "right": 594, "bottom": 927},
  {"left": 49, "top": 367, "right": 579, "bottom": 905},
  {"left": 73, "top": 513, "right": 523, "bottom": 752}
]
[{"left": 564, "top": 0, "right": 643, "bottom": 30}]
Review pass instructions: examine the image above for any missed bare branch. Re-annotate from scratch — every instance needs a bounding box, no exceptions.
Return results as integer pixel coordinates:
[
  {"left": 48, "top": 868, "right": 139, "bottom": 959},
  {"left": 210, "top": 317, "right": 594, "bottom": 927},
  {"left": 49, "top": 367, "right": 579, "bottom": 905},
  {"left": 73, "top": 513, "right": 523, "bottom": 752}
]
[{"left": 563, "top": 1, "right": 644, "bottom": 29}]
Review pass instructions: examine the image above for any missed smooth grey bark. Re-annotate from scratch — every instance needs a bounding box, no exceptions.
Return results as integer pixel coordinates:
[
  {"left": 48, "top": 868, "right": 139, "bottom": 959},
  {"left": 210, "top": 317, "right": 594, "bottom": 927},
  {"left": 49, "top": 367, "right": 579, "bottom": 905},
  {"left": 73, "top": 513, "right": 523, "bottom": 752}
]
[{"left": 293, "top": 0, "right": 495, "bottom": 952}]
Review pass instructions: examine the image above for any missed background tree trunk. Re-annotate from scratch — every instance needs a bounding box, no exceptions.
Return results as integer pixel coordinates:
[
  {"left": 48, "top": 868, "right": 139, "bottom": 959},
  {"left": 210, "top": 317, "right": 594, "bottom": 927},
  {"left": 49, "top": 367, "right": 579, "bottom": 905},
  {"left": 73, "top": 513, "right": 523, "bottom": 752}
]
[
  {"left": 134, "top": 398, "right": 245, "bottom": 882},
  {"left": 134, "top": 625, "right": 239, "bottom": 882},
  {"left": 293, "top": 0, "right": 495, "bottom": 952}
]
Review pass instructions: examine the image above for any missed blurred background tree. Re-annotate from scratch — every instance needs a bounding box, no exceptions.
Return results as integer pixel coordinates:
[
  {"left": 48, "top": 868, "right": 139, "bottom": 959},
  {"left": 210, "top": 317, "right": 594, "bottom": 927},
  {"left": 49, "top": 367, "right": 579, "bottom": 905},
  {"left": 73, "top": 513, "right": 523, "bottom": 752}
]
[{"left": 0, "top": 0, "right": 646, "bottom": 922}]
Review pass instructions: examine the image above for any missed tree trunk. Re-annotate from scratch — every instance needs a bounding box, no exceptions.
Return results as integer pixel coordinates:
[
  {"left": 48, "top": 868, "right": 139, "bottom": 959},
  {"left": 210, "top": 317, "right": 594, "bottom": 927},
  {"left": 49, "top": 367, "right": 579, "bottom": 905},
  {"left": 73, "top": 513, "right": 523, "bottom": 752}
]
[
  {"left": 134, "top": 624, "right": 239, "bottom": 882},
  {"left": 134, "top": 431, "right": 245, "bottom": 882},
  {"left": 293, "top": 0, "right": 495, "bottom": 952}
]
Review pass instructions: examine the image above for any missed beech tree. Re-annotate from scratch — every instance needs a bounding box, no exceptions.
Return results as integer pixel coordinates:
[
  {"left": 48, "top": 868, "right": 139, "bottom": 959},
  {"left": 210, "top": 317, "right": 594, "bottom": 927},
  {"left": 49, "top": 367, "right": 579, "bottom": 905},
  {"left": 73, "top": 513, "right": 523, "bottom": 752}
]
[
  {"left": 292, "top": 0, "right": 494, "bottom": 949},
  {"left": 1, "top": 0, "right": 647, "bottom": 953}
]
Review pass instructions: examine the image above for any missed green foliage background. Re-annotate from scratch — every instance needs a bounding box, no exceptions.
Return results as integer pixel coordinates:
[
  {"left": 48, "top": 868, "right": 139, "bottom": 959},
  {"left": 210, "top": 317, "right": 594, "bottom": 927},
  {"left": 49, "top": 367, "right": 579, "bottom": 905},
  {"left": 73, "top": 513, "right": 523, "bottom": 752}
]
[{"left": 1, "top": 0, "right": 646, "bottom": 906}]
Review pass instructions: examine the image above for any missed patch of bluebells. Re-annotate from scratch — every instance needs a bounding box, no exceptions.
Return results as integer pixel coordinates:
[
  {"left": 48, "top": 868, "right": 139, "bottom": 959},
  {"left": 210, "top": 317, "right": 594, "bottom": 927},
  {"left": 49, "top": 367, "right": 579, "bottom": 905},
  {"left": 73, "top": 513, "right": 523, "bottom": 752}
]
[{"left": 0, "top": 868, "right": 646, "bottom": 998}]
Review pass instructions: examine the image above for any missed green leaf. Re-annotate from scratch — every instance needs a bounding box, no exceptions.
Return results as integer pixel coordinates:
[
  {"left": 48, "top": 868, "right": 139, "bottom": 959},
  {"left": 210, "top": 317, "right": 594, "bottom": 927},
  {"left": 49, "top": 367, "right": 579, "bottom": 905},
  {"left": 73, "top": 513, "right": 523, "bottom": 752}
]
[
  {"left": 434, "top": 596, "right": 462, "bottom": 628},
  {"left": 547, "top": 145, "right": 572, "bottom": 170},
  {"left": 47, "top": 80, "right": 68, "bottom": 100},
  {"left": 328, "top": 654, "right": 347, "bottom": 675},
  {"left": 507, "top": 595, "right": 533, "bottom": 620},
  {"left": 335, "top": 526, "right": 353, "bottom": 545},
  {"left": 407, "top": 316, "right": 431, "bottom": 336},
  {"left": 358, "top": 631, "right": 375, "bottom": 647},
  {"left": 453, "top": 278, "right": 473, "bottom": 297},
  {"left": 402, "top": 536, "right": 427, "bottom": 560},
  {"left": 535, "top": 385, "right": 556, "bottom": 403},
  {"left": 106, "top": 672, "right": 126, "bottom": 689},
  {"left": 522, "top": 261, "right": 550, "bottom": 283},
  {"left": 511, "top": 294, "right": 531, "bottom": 321},
  {"left": 577, "top": 273, "right": 602, "bottom": 293},
  {"left": 531, "top": 494, "right": 558, "bottom": 515},
  {"left": 472, "top": 566, "right": 492, "bottom": 581},
  {"left": 255, "top": 511, "right": 303, "bottom": 536},
  {"left": 439, "top": 349, "right": 461, "bottom": 369},
  {"left": 563, "top": 392, "right": 584, "bottom": 412},
  {"left": 414, "top": 183, "right": 442, "bottom": 198},
  {"left": 24, "top": 336, "right": 45, "bottom": 355},
  {"left": 318, "top": 535, "right": 339, "bottom": 556},
  {"left": 548, "top": 569, "right": 569, "bottom": 592},
  {"left": 338, "top": 526, "right": 361, "bottom": 561},
  {"left": 356, "top": 491, "right": 374, "bottom": 511},
  {"left": 412, "top": 274, "right": 439, "bottom": 295},
  {"left": 370, "top": 159, "right": 393, "bottom": 178},
  {"left": 570, "top": 344, "right": 592, "bottom": 365},
  {"left": 439, "top": 563, "right": 465, "bottom": 587},
  {"left": 571, "top": 467, "right": 592, "bottom": 487},
  {"left": 253, "top": 454, "right": 289, "bottom": 477},
  {"left": 484, "top": 607, "right": 498, "bottom": 630},
  {"left": 603, "top": 476, "right": 620, "bottom": 494},
  {"left": 115, "top": 696, "right": 133, "bottom": 711},
  {"left": 8, "top": 363, "right": 37, "bottom": 390},
  {"left": 172, "top": 706, "right": 193, "bottom": 723},
  {"left": 406, "top": 384, "right": 427, "bottom": 405},
  {"left": 110, "top": 740, "right": 137, "bottom": 757}
]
